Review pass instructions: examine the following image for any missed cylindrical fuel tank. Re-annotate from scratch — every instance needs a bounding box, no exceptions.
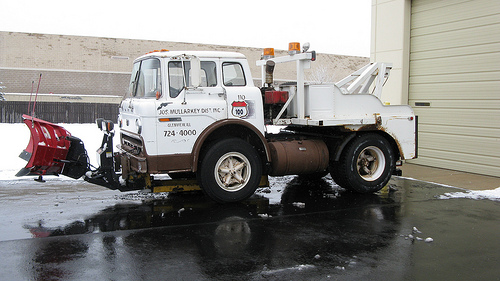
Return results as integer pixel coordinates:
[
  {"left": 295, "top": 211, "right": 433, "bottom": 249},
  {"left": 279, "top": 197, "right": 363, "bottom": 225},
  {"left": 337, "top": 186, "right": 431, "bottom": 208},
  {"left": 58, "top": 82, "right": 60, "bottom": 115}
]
[{"left": 268, "top": 139, "right": 329, "bottom": 176}]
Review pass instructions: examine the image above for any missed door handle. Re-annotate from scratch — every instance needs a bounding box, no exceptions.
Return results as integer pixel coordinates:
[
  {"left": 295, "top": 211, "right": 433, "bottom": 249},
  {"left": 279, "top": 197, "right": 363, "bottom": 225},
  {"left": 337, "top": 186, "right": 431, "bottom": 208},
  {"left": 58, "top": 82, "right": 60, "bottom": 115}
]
[{"left": 219, "top": 88, "right": 227, "bottom": 99}]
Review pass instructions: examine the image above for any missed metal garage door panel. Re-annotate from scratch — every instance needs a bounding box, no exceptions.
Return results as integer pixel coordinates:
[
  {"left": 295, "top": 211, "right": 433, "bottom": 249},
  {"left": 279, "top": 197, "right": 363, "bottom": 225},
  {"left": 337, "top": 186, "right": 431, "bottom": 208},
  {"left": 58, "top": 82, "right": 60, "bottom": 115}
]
[
  {"left": 409, "top": 81, "right": 500, "bottom": 100},
  {"left": 410, "top": 100, "right": 500, "bottom": 110},
  {"left": 410, "top": 70, "right": 499, "bottom": 84},
  {"left": 413, "top": 108, "right": 500, "bottom": 129},
  {"left": 409, "top": 0, "right": 500, "bottom": 177},
  {"left": 412, "top": 13, "right": 500, "bottom": 37},
  {"left": 416, "top": 149, "right": 500, "bottom": 176},
  {"left": 417, "top": 148, "right": 497, "bottom": 169},
  {"left": 418, "top": 124, "right": 499, "bottom": 139},
  {"left": 411, "top": 24, "right": 500, "bottom": 53},
  {"left": 418, "top": 132, "right": 499, "bottom": 158},
  {"left": 410, "top": 52, "right": 500, "bottom": 75},
  {"left": 412, "top": 0, "right": 497, "bottom": 29}
]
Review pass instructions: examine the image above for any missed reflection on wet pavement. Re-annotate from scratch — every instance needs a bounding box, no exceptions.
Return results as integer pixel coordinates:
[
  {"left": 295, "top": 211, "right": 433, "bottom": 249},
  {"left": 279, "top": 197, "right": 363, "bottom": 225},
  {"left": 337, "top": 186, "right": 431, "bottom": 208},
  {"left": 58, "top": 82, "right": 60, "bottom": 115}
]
[{"left": 0, "top": 176, "right": 499, "bottom": 280}]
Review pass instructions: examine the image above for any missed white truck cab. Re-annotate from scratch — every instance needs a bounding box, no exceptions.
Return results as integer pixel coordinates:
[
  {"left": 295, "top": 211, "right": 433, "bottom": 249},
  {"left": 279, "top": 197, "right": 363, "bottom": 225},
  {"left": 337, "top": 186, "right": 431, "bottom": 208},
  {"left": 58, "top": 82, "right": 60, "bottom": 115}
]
[{"left": 119, "top": 51, "right": 266, "bottom": 175}]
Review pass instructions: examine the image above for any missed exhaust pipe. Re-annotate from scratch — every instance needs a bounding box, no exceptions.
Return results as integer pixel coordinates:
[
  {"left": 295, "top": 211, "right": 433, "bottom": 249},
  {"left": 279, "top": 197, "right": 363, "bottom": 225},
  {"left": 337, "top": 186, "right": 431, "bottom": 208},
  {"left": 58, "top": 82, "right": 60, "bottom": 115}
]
[{"left": 265, "top": 60, "right": 275, "bottom": 87}]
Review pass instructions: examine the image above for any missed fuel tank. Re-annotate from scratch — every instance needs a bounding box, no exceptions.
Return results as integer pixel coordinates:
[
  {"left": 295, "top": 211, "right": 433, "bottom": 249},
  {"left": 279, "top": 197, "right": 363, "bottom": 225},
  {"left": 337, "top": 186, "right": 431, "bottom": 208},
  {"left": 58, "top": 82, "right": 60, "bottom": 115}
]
[{"left": 268, "top": 139, "right": 329, "bottom": 176}]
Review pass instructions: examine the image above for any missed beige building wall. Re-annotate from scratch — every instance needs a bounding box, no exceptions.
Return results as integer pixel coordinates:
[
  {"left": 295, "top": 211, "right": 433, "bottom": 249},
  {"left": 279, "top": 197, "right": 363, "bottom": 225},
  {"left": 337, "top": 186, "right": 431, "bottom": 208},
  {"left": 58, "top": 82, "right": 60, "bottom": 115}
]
[
  {"left": 0, "top": 31, "right": 369, "bottom": 97},
  {"left": 370, "top": 0, "right": 411, "bottom": 105}
]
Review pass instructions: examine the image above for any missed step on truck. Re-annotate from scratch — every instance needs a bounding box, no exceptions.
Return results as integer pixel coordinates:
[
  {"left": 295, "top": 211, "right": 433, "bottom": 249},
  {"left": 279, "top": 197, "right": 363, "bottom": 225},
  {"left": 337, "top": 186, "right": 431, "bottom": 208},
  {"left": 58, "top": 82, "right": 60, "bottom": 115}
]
[{"left": 17, "top": 42, "right": 417, "bottom": 203}]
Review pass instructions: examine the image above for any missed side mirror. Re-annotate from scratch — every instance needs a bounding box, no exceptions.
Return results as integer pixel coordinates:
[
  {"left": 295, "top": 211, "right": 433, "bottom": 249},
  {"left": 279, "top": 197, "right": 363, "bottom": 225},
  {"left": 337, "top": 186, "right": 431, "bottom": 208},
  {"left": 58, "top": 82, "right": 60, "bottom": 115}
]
[{"left": 190, "top": 57, "right": 201, "bottom": 88}]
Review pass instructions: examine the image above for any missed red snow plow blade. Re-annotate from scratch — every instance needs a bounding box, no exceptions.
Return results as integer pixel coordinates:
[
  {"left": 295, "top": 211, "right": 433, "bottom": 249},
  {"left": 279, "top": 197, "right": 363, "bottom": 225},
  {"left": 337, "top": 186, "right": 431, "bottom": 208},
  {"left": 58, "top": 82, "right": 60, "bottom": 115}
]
[{"left": 16, "top": 114, "right": 88, "bottom": 179}]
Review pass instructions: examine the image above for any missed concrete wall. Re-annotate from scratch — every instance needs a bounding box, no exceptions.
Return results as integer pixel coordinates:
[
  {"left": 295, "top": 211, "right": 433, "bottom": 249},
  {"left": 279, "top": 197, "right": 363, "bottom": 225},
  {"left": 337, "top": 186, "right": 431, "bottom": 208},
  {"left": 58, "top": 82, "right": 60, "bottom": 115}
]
[
  {"left": 0, "top": 31, "right": 369, "bottom": 96},
  {"left": 0, "top": 68, "right": 130, "bottom": 96},
  {"left": 370, "top": 0, "right": 411, "bottom": 105}
]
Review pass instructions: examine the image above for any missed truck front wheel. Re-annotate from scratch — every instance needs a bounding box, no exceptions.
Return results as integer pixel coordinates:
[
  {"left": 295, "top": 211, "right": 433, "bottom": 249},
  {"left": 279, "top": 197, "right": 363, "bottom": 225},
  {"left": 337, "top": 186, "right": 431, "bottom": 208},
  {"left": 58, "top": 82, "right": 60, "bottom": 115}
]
[
  {"left": 198, "top": 138, "right": 262, "bottom": 203},
  {"left": 331, "top": 134, "right": 395, "bottom": 193}
]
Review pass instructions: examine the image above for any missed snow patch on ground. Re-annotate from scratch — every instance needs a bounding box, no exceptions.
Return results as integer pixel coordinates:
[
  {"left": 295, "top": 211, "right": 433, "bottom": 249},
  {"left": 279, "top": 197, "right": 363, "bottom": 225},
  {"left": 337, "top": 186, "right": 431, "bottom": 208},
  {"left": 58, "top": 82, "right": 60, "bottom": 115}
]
[
  {"left": 399, "top": 175, "right": 500, "bottom": 202},
  {"left": 438, "top": 187, "right": 500, "bottom": 202},
  {"left": 255, "top": 175, "right": 297, "bottom": 204},
  {"left": 400, "top": 226, "right": 434, "bottom": 243}
]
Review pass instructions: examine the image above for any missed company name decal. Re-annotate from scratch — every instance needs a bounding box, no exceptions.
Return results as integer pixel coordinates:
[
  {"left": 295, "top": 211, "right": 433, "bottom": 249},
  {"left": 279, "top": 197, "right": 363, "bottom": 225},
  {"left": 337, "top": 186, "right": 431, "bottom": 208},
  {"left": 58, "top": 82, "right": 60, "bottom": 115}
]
[{"left": 158, "top": 107, "right": 223, "bottom": 115}]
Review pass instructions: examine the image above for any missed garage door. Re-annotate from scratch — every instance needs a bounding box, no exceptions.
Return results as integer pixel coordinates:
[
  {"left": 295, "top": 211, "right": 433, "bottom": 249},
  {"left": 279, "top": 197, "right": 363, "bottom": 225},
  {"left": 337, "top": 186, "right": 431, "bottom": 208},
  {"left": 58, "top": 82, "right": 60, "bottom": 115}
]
[{"left": 408, "top": 0, "right": 500, "bottom": 177}]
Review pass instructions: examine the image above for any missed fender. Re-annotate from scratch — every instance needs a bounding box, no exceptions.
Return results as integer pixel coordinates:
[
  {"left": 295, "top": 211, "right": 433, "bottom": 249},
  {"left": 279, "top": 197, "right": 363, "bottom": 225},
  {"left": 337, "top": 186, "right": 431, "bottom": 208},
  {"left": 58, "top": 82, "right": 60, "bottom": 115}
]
[
  {"left": 333, "top": 133, "right": 356, "bottom": 162},
  {"left": 191, "top": 119, "right": 271, "bottom": 172}
]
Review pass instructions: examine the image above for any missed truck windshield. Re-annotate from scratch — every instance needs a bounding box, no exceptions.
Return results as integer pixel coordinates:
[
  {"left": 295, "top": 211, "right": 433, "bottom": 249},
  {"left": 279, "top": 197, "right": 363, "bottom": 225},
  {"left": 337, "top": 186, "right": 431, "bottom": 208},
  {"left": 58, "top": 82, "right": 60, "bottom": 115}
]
[
  {"left": 168, "top": 61, "right": 217, "bottom": 98},
  {"left": 126, "top": 59, "right": 161, "bottom": 99}
]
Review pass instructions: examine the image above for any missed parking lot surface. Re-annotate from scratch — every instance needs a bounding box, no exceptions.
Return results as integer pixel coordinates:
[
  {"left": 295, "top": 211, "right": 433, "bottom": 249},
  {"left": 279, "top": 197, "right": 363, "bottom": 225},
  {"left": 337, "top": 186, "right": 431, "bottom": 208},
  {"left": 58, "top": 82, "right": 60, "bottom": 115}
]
[{"left": 0, "top": 175, "right": 498, "bottom": 280}]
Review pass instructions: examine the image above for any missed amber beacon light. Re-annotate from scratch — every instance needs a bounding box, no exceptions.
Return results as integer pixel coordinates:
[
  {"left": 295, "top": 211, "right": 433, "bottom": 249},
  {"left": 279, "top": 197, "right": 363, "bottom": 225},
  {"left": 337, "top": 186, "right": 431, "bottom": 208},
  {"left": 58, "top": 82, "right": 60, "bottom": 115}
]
[
  {"left": 288, "top": 42, "right": 300, "bottom": 55},
  {"left": 263, "top": 48, "right": 275, "bottom": 59}
]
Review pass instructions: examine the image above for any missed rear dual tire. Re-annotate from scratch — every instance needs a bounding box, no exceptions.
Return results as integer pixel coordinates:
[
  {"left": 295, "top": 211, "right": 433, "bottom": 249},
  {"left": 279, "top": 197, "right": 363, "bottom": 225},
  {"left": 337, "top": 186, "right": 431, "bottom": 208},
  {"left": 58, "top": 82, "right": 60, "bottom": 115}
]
[{"left": 331, "top": 134, "right": 395, "bottom": 193}]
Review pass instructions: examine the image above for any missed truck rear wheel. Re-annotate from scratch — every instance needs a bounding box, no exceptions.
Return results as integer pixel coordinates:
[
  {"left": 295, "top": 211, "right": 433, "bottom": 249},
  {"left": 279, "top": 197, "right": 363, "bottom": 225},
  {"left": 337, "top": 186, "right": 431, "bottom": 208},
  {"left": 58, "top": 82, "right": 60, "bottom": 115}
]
[
  {"left": 198, "top": 138, "right": 262, "bottom": 203},
  {"left": 331, "top": 134, "right": 395, "bottom": 193}
]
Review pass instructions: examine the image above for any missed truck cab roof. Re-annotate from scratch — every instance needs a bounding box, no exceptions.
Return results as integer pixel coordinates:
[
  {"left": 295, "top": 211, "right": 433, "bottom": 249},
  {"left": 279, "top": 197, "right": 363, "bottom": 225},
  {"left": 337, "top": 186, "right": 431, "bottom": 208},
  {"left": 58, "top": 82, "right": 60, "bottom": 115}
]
[{"left": 135, "top": 50, "right": 247, "bottom": 62}]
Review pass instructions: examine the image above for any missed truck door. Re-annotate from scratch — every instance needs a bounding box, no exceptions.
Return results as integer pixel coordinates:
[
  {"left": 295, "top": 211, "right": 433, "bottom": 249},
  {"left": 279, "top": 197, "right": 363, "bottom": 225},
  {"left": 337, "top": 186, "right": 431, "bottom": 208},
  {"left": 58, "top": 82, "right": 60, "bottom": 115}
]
[
  {"left": 222, "top": 60, "right": 266, "bottom": 135},
  {"left": 156, "top": 59, "right": 227, "bottom": 157}
]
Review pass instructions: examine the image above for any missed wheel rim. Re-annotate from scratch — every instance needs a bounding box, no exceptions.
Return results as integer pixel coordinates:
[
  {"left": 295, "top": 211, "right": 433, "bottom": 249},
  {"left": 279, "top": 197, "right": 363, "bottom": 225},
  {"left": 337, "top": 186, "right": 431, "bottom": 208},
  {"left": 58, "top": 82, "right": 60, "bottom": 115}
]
[
  {"left": 356, "top": 146, "right": 385, "bottom": 181},
  {"left": 215, "top": 152, "right": 251, "bottom": 192}
]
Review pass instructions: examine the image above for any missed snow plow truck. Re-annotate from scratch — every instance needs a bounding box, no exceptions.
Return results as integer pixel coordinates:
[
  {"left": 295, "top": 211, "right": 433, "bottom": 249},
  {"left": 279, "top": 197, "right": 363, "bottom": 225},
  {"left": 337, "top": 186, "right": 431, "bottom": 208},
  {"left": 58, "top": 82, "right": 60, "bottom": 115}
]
[{"left": 17, "top": 42, "right": 417, "bottom": 203}]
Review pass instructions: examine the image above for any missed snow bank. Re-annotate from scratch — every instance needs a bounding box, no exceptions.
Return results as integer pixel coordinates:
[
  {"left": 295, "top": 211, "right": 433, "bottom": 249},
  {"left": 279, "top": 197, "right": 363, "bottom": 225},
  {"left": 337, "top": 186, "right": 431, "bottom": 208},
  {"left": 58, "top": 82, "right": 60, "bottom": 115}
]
[{"left": 438, "top": 187, "right": 500, "bottom": 202}]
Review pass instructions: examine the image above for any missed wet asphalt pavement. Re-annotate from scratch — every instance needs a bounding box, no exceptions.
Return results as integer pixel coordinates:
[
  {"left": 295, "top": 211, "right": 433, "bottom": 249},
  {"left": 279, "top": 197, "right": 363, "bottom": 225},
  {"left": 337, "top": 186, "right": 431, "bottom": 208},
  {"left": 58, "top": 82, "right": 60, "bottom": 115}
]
[{"left": 0, "top": 176, "right": 498, "bottom": 280}]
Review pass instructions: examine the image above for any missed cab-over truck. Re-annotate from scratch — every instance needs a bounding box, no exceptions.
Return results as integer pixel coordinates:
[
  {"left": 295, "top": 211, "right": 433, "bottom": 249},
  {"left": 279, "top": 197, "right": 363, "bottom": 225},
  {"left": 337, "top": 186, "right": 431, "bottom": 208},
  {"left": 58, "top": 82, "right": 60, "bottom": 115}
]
[{"left": 18, "top": 43, "right": 417, "bottom": 203}]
